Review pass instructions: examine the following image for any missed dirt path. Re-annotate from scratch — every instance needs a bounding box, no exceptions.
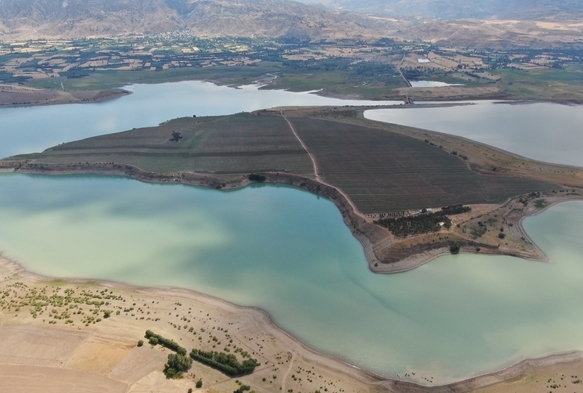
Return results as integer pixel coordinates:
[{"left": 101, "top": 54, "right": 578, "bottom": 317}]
[
  {"left": 281, "top": 349, "right": 297, "bottom": 393},
  {"left": 282, "top": 112, "right": 321, "bottom": 181},
  {"left": 398, "top": 55, "right": 412, "bottom": 88},
  {"left": 281, "top": 113, "right": 366, "bottom": 219}
]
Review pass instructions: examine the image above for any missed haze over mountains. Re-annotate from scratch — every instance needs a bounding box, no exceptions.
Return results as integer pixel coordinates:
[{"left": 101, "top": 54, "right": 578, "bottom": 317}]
[
  {"left": 300, "top": 0, "right": 583, "bottom": 20},
  {"left": 0, "top": 0, "right": 582, "bottom": 48},
  {"left": 0, "top": 0, "right": 398, "bottom": 39}
]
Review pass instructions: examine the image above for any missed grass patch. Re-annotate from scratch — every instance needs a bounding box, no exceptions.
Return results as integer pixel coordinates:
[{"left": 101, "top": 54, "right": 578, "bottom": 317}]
[{"left": 494, "top": 66, "right": 583, "bottom": 101}]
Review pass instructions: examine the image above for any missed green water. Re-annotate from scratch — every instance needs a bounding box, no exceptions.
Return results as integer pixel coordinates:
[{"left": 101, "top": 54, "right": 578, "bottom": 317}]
[{"left": 1, "top": 173, "right": 583, "bottom": 384}]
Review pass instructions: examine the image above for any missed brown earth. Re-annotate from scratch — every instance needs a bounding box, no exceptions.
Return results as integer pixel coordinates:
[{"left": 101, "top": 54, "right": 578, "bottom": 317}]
[{"left": 0, "top": 84, "right": 130, "bottom": 107}]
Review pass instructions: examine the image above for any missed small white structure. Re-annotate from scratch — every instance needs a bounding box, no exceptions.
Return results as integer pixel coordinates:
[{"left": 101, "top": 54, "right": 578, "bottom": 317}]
[{"left": 417, "top": 58, "right": 431, "bottom": 64}]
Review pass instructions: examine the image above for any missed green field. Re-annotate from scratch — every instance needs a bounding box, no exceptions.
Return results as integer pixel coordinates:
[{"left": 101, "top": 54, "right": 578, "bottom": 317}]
[
  {"left": 495, "top": 65, "right": 583, "bottom": 101},
  {"left": 9, "top": 111, "right": 558, "bottom": 213}
]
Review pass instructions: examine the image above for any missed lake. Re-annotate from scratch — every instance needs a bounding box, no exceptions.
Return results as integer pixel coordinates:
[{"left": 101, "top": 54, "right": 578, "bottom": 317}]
[
  {"left": 1, "top": 82, "right": 583, "bottom": 385},
  {"left": 365, "top": 101, "right": 583, "bottom": 167},
  {"left": 0, "top": 81, "right": 401, "bottom": 158}
]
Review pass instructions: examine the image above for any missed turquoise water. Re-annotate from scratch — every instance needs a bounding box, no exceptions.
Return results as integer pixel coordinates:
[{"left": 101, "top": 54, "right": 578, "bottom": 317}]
[
  {"left": 0, "top": 81, "right": 400, "bottom": 158},
  {"left": 1, "top": 173, "right": 583, "bottom": 384},
  {"left": 365, "top": 102, "right": 583, "bottom": 167}
]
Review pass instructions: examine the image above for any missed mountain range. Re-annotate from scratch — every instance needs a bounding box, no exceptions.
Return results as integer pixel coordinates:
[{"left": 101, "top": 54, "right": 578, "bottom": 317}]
[
  {"left": 0, "top": 0, "right": 400, "bottom": 39},
  {"left": 299, "top": 0, "right": 583, "bottom": 20},
  {"left": 1, "top": 0, "right": 582, "bottom": 48}
]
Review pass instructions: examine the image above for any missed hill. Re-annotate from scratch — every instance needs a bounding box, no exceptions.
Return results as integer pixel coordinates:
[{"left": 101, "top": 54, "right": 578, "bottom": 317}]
[
  {"left": 300, "top": 0, "right": 583, "bottom": 20},
  {"left": 0, "top": 0, "right": 400, "bottom": 39}
]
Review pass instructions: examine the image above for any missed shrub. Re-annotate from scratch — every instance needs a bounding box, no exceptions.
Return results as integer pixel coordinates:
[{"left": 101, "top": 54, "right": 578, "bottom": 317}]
[
  {"left": 248, "top": 174, "right": 266, "bottom": 182},
  {"left": 196, "top": 380, "right": 203, "bottom": 388},
  {"left": 498, "top": 233, "right": 506, "bottom": 239},
  {"left": 137, "top": 340, "right": 144, "bottom": 347},
  {"left": 450, "top": 241, "right": 461, "bottom": 254}
]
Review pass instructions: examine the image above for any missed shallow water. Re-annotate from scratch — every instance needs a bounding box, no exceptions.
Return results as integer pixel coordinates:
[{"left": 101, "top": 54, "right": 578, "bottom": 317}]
[
  {"left": 1, "top": 173, "right": 583, "bottom": 384},
  {"left": 364, "top": 101, "right": 583, "bottom": 167},
  {"left": 0, "top": 81, "right": 401, "bottom": 158}
]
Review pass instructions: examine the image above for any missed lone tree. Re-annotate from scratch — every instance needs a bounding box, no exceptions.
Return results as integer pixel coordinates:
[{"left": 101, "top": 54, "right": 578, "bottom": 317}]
[{"left": 450, "top": 241, "right": 461, "bottom": 254}]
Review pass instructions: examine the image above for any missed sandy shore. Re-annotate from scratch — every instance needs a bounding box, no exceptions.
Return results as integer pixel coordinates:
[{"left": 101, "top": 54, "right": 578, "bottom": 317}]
[
  {"left": 0, "top": 255, "right": 389, "bottom": 393},
  {"left": 3, "top": 253, "right": 583, "bottom": 393}
]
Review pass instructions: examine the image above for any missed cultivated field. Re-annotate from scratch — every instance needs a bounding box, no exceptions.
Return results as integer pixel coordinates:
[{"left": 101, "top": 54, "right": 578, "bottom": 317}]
[
  {"left": 8, "top": 110, "right": 560, "bottom": 214},
  {"left": 287, "top": 116, "right": 556, "bottom": 213},
  {"left": 29, "top": 113, "right": 314, "bottom": 176}
]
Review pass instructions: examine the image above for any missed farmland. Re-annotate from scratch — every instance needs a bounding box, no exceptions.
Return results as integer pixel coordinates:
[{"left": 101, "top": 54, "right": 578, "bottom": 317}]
[
  {"left": 7, "top": 109, "right": 560, "bottom": 215},
  {"left": 23, "top": 113, "right": 314, "bottom": 176},
  {"left": 286, "top": 116, "right": 556, "bottom": 213}
]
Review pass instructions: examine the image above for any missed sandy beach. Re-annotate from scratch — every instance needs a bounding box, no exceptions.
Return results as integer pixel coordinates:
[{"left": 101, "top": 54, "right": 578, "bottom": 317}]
[{"left": 2, "top": 253, "right": 583, "bottom": 393}]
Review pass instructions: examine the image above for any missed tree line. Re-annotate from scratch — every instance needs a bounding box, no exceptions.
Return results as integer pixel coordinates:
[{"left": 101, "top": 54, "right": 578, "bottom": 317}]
[{"left": 190, "top": 349, "right": 259, "bottom": 377}]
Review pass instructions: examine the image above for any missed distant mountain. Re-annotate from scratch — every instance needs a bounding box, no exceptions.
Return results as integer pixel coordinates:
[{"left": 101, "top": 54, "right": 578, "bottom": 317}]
[
  {"left": 0, "top": 0, "right": 401, "bottom": 39},
  {"left": 299, "top": 0, "right": 583, "bottom": 20}
]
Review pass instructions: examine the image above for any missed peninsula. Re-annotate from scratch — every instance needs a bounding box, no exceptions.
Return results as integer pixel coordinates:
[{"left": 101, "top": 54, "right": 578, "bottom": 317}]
[{"left": 2, "top": 106, "right": 582, "bottom": 273}]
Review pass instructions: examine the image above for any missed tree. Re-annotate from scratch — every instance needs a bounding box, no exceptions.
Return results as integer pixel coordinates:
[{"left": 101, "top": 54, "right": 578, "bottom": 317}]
[
  {"left": 450, "top": 241, "right": 461, "bottom": 254},
  {"left": 164, "top": 353, "right": 193, "bottom": 379},
  {"left": 196, "top": 380, "right": 203, "bottom": 388},
  {"left": 137, "top": 340, "right": 144, "bottom": 347}
]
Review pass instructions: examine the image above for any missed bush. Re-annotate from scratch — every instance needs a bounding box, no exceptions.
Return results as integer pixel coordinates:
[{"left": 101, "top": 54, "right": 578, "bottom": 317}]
[
  {"left": 196, "top": 380, "right": 203, "bottom": 388},
  {"left": 137, "top": 340, "right": 144, "bottom": 347},
  {"left": 248, "top": 174, "right": 266, "bottom": 182},
  {"left": 498, "top": 232, "right": 506, "bottom": 239},
  {"left": 450, "top": 241, "right": 461, "bottom": 254}
]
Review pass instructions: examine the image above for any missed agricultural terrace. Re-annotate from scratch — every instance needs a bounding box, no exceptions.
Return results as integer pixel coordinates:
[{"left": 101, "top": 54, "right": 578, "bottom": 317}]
[{"left": 7, "top": 110, "right": 559, "bottom": 214}]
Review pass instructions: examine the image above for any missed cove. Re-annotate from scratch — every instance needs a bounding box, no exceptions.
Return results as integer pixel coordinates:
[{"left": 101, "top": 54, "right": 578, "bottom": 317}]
[
  {"left": 1, "top": 173, "right": 583, "bottom": 385},
  {"left": 0, "top": 81, "right": 400, "bottom": 159},
  {"left": 364, "top": 101, "right": 583, "bottom": 168}
]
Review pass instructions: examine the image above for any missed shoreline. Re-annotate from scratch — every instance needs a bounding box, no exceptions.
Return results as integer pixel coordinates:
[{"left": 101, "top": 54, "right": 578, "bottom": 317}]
[
  {"left": 0, "top": 242, "right": 583, "bottom": 393},
  {"left": 0, "top": 85, "right": 131, "bottom": 108},
  {"left": 1, "top": 161, "right": 579, "bottom": 275},
  {"left": 1, "top": 77, "right": 581, "bottom": 110},
  {"left": 3, "top": 244, "right": 583, "bottom": 392}
]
